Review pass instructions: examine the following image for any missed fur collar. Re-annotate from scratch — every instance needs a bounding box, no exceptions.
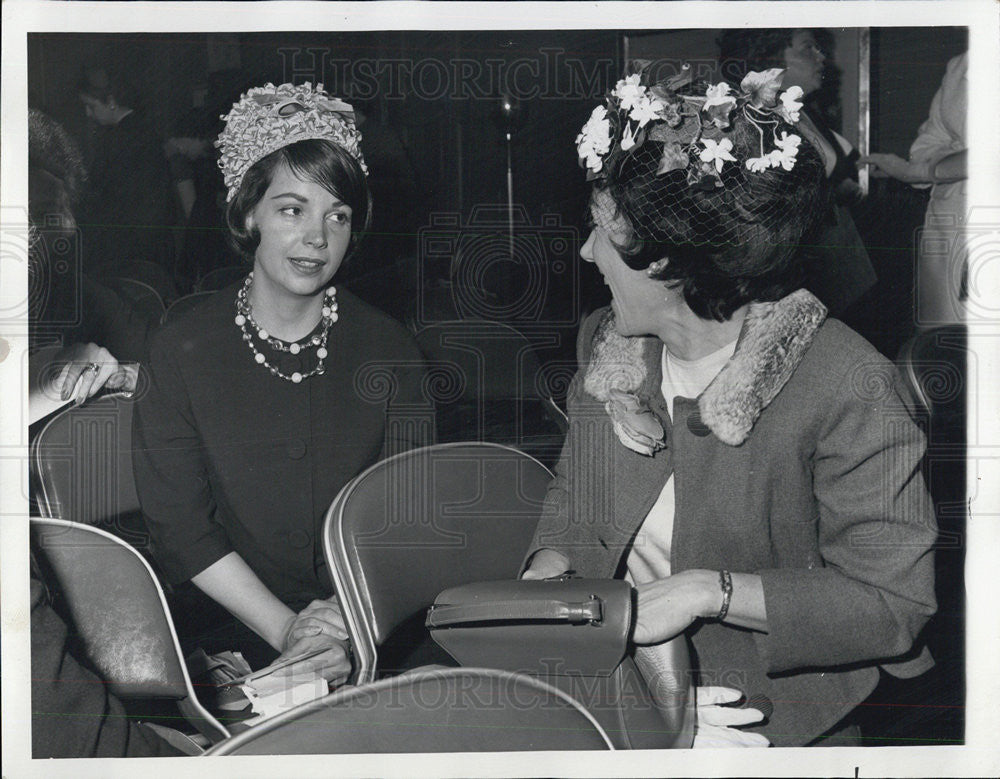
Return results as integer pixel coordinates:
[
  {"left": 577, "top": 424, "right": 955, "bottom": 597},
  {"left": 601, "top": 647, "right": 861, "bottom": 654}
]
[{"left": 583, "top": 289, "right": 828, "bottom": 447}]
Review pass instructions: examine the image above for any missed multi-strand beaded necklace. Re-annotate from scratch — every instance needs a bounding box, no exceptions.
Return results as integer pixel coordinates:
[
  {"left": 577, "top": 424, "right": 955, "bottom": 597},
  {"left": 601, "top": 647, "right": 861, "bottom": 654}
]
[{"left": 234, "top": 272, "right": 338, "bottom": 383}]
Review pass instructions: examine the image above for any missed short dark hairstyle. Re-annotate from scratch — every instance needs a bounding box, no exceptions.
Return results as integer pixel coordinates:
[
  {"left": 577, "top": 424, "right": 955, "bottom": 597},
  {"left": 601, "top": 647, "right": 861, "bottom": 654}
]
[
  {"left": 225, "top": 138, "right": 372, "bottom": 263},
  {"left": 717, "top": 29, "right": 797, "bottom": 83},
  {"left": 596, "top": 110, "right": 827, "bottom": 321}
]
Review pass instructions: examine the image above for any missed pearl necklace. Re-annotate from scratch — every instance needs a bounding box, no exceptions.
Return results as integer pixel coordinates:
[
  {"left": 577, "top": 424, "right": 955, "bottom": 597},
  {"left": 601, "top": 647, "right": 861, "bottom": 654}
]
[{"left": 234, "top": 272, "right": 338, "bottom": 383}]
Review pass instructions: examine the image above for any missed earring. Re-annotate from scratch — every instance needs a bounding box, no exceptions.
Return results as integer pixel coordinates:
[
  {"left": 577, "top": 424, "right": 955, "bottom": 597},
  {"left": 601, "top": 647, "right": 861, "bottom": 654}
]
[{"left": 646, "top": 257, "right": 669, "bottom": 277}]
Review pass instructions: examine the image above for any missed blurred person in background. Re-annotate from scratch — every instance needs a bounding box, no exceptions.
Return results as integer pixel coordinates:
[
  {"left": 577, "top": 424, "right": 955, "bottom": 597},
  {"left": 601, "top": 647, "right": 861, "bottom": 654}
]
[
  {"left": 862, "top": 51, "right": 967, "bottom": 328},
  {"left": 76, "top": 66, "right": 177, "bottom": 276},
  {"left": 28, "top": 108, "right": 151, "bottom": 416},
  {"left": 718, "top": 29, "right": 876, "bottom": 320}
]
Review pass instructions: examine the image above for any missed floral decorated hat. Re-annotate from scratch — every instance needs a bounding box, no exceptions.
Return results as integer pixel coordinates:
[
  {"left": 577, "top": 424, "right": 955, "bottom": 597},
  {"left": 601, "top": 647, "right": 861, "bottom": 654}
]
[
  {"left": 216, "top": 82, "right": 367, "bottom": 201},
  {"left": 577, "top": 64, "right": 816, "bottom": 240}
]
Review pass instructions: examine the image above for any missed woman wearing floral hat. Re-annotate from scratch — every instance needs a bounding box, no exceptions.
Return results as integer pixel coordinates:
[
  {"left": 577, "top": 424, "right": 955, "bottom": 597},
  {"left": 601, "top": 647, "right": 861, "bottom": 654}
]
[
  {"left": 522, "top": 67, "right": 937, "bottom": 747},
  {"left": 133, "top": 83, "right": 427, "bottom": 681}
]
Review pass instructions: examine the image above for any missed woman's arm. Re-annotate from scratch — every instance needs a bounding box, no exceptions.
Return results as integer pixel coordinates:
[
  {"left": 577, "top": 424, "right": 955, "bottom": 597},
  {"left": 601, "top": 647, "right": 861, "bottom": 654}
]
[
  {"left": 632, "top": 570, "right": 767, "bottom": 645},
  {"left": 860, "top": 149, "right": 966, "bottom": 185},
  {"left": 190, "top": 552, "right": 297, "bottom": 651},
  {"left": 520, "top": 312, "right": 611, "bottom": 575},
  {"left": 194, "top": 554, "right": 351, "bottom": 682},
  {"left": 750, "top": 359, "right": 937, "bottom": 674}
]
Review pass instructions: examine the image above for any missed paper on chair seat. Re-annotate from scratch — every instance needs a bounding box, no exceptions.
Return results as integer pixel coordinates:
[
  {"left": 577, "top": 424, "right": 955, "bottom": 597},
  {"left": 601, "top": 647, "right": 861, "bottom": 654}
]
[{"left": 240, "top": 673, "right": 329, "bottom": 720}]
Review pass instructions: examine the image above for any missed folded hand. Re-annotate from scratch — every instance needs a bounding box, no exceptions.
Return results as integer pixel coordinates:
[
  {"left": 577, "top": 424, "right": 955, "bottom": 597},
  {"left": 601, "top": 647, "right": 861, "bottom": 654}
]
[
  {"left": 271, "top": 632, "right": 351, "bottom": 686},
  {"left": 52, "top": 342, "right": 137, "bottom": 405},
  {"left": 282, "top": 597, "right": 349, "bottom": 647}
]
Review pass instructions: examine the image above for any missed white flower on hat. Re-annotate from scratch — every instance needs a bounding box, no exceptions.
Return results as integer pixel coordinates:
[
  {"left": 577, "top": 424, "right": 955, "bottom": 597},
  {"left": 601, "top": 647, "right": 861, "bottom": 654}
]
[
  {"left": 704, "top": 82, "right": 737, "bottom": 112},
  {"left": 745, "top": 154, "right": 774, "bottom": 173},
  {"left": 629, "top": 95, "right": 666, "bottom": 128},
  {"left": 777, "top": 86, "right": 804, "bottom": 124},
  {"left": 699, "top": 137, "right": 737, "bottom": 172},
  {"left": 620, "top": 121, "right": 638, "bottom": 151},
  {"left": 576, "top": 105, "right": 611, "bottom": 172},
  {"left": 613, "top": 73, "right": 646, "bottom": 112},
  {"left": 771, "top": 131, "right": 801, "bottom": 170}
]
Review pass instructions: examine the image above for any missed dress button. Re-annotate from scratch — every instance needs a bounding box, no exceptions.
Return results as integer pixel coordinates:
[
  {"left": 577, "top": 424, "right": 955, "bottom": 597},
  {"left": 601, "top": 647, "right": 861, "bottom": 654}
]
[
  {"left": 286, "top": 438, "right": 307, "bottom": 459},
  {"left": 288, "top": 529, "right": 310, "bottom": 548},
  {"left": 686, "top": 411, "right": 711, "bottom": 437}
]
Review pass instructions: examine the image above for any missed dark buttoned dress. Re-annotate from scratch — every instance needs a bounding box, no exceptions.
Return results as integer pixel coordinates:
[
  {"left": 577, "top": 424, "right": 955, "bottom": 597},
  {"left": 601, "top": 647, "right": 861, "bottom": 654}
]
[{"left": 133, "top": 283, "right": 428, "bottom": 615}]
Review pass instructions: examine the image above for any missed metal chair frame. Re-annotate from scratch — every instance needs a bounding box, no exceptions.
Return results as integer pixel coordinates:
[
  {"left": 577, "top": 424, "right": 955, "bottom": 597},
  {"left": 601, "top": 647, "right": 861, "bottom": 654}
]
[{"left": 205, "top": 666, "right": 614, "bottom": 754}]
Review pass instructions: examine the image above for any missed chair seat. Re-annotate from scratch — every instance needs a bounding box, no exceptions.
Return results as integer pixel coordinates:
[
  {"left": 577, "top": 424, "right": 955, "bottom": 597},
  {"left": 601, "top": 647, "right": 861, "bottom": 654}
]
[{"left": 206, "top": 667, "right": 614, "bottom": 754}]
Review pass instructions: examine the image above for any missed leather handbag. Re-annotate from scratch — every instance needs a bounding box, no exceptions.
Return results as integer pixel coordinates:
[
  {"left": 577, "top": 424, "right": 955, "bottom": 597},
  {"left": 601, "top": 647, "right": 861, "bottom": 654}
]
[{"left": 427, "top": 578, "right": 694, "bottom": 749}]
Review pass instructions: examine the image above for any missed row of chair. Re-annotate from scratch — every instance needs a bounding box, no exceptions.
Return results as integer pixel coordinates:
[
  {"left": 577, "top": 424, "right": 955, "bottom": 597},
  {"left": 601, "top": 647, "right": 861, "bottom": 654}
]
[
  {"left": 102, "top": 277, "right": 230, "bottom": 326},
  {"left": 30, "top": 321, "right": 963, "bottom": 755},
  {"left": 30, "top": 406, "right": 620, "bottom": 752}
]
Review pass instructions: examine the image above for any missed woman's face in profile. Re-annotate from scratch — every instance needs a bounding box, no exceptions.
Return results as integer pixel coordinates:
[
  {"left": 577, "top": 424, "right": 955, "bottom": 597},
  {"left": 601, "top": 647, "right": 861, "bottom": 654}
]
[
  {"left": 781, "top": 30, "right": 826, "bottom": 96},
  {"left": 248, "top": 163, "right": 352, "bottom": 301},
  {"left": 580, "top": 224, "right": 671, "bottom": 338}
]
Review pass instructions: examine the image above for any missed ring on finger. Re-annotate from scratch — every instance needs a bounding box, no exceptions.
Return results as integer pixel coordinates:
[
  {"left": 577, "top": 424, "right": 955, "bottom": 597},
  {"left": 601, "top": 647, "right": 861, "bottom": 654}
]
[{"left": 87, "top": 362, "right": 100, "bottom": 374}]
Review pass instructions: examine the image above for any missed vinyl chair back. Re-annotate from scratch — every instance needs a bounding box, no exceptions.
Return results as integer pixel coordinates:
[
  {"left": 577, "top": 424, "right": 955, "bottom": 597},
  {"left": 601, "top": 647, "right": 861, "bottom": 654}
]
[
  {"left": 896, "top": 325, "right": 965, "bottom": 430},
  {"left": 206, "top": 667, "right": 613, "bottom": 754},
  {"left": 895, "top": 325, "right": 966, "bottom": 552},
  {"left": 195, "top": 265, "right": 247, "bottom": 292},
  {"left": 413, "top": 321, "right": 566, "bottom": 463},
  {"left": 31, "top": 517, "right": 229, "bottom": 742},
  {"left": 31, "top": 393, "right": 148, "bottom": 548},
  {"left": 97, "top": 258, "right": 179, "bottom": 304},
  {"left": 324, "top": 442, "right": 552, "bottom": 684},
  {"left": 162, "top": 291, "right": 215, "bottom": 325},
  {"left": 105, "top": 277, "right": 167, "bottom": 323}
]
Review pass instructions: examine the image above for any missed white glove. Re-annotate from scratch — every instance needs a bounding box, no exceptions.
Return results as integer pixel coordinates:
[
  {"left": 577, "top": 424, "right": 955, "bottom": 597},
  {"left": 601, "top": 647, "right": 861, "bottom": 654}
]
[{"left": 693, "top": 685, "right": 771, "bottom": 748}]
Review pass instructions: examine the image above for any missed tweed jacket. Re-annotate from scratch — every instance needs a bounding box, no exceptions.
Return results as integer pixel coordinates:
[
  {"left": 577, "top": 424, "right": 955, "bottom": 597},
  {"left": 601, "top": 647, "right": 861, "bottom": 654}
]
[{"left": 525, "top": 290, "right": 937, "bottom": 746}]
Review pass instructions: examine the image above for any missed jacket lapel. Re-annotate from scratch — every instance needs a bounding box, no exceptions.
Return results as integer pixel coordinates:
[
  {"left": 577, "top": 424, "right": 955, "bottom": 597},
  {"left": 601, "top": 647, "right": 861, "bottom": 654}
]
[
  {"left": 583, "top": 289, "right": 828, "bottom": 448},
  {"left": 595, "top": 343, "right": 674, "bottom": 561}
]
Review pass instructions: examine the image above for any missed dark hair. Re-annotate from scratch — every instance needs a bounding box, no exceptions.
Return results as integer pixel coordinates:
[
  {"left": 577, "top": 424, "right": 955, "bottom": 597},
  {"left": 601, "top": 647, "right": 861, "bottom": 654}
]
[
  {"left": 717, "top": 29, "right": 797, "bottom": 83},
  {"left": 28, "top": 109, "right": 87, "bottom": 207},
  {"left": 597, "top": 111, "right": 827, "bottom": 321},
  {"left": 225, "top": 138, "right": 372, "bottom": 263},
  {"left": 717, "top": 29, "right": 841, "bottom": 129}
]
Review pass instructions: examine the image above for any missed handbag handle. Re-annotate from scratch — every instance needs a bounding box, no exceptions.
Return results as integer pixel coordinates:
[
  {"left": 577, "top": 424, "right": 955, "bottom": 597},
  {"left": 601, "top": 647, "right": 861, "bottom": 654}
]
[{"left": 426, "top": 597, "right": 603, "bottom": 628}]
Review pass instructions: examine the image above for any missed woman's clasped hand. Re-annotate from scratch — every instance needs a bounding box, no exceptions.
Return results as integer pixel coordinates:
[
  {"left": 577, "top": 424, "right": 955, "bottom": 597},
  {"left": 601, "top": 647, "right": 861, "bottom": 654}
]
[
  {"left": 519, "top": 548, "right": 570, "bottom": 580},
  {"left": 272, "top": 597, "right": 352, "bottom": 684}
]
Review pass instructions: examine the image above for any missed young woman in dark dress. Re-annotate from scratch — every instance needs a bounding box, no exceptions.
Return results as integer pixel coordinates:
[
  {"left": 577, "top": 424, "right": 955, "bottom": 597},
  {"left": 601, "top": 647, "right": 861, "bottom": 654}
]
[{"left": 133, "top": 83, "right": 428, "bottom": 680}]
